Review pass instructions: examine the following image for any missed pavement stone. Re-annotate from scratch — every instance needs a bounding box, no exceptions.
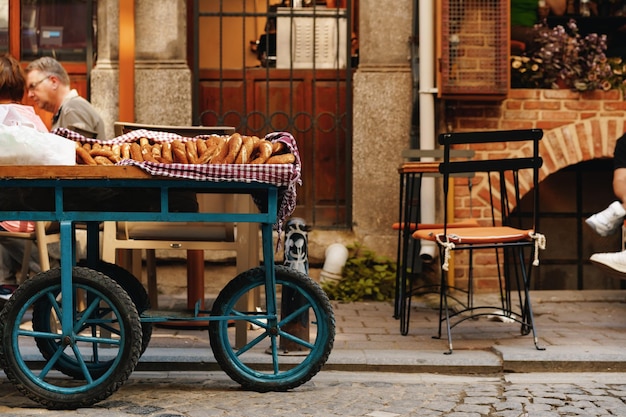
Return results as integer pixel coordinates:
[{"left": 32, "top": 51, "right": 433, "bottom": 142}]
[
  {"left": 7, "top": 263, "right": 626, "bottom": 414},
  {"left": 5, "top": 371, "right": 626, "bottom": 416},
  {"left": 140, "top": 285, "right": 626, "bottom": 374}
]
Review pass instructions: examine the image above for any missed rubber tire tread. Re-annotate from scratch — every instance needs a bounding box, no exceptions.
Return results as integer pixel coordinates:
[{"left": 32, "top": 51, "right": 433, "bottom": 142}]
[
  {"left": 77, "top": 260, "right": 153, "bottom": 355},
  {"left": 30, "top": 262, "right": 151, "bottom": 379},
  {"left": 209, "top": 265, "right": 335, "bottom": 392},
  {"left": 0, "top": 267, "right": 142, "bottom": 409}
]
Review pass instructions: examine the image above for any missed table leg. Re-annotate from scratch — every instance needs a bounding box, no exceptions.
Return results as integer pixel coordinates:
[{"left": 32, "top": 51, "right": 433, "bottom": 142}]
[
  {"left": 146, "top": 250, "right": 158, "bottom": 308},
  {"left": 187, "top": 249, "right": 205, "bottom": 310}
]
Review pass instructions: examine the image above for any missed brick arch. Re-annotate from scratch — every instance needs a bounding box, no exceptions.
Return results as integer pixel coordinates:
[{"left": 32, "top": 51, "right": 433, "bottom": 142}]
[
  {"left": 539, "top": 117, "right": 626, "bottom": 181},
  {"left": 456, "top": 135, "right": 544, "bottom": 223},
  {"left": 453, "top": 119, "right": 626, "bottom": 225}
]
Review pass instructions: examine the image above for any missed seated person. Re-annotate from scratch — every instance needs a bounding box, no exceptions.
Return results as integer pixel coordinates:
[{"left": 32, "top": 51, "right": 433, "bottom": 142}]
[
  {"left": 255, "top": 1, "right": 296, "bottom": 67},
  {"left": 511, "top": 0, "right": 567, "bottom": 54},
  {"left": 256, "top": 4, "right": 281, "bottom": 67},
  {"left": 257, "top": 31, "right": 277, "bottom": 67},
  {"left": 588, "top": 133, "right": 626, "bottom": 274},
  {"left": 0, "top": 54, "right": 55, "bottom": 301},
  {"left": 25, "top": 57, "right": 106, "bottom": 139}
]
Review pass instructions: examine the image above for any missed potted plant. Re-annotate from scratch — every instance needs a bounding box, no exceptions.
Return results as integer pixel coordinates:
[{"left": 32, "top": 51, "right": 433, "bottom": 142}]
[
  {"left": 320, "top": 243, "right": 396, "bottom": 302},
  {"left": 511, "top": 19, "right": 626, "bottom": 94}
]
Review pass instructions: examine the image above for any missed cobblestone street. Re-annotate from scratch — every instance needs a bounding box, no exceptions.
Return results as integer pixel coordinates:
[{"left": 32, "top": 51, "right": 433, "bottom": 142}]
[
  {"left": 2, "top": 371, "right": 626, "bottom": 416},
  {"left": 3, "top": 290, "right": 626, "bottom": 415}
]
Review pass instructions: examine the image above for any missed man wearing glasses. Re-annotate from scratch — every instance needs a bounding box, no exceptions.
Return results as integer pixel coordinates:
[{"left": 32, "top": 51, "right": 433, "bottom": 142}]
[{"left": 25, "top": 56, "right": 105, "bottom": 139}]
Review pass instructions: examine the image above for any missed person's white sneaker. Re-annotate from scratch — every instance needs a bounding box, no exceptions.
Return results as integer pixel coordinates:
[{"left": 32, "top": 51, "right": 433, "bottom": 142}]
[
  {"left": 590, "top": 251, "right": 626, "bottom": 277},
  {"left": 586, "top": 201, "right": 626, "bottom": 237}
]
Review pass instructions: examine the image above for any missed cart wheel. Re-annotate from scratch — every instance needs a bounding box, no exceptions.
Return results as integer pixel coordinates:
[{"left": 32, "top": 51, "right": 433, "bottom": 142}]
[
  {"left": 209, "top": 265, "right": 335, "bottom": 392},
  {"left": 31, "top": 262, "right": 151, "bottom": 380},
  {"left": 77, "top": 260, "right": 153, "bottom": 355},
  {"left": 0, "top": 267, "right": 142, "bottom": 409}
]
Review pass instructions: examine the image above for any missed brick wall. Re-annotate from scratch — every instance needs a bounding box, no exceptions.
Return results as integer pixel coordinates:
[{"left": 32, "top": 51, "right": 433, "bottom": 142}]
[{"left": 444, "top": 89, "right": 626, "bottom": 290}]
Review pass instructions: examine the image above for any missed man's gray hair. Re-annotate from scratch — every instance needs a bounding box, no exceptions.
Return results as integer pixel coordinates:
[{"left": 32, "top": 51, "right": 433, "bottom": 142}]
[{"left": 25, "top": 57, "right": 70, "bottom": 85}]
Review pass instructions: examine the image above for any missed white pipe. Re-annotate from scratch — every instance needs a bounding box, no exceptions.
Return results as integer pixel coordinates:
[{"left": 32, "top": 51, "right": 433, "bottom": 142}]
[
  {"left": 418, "top": 0, "right": 437, "bottom": 262},
  {"left": 319, "top": 243, "right": 349, "bottom": 284}
]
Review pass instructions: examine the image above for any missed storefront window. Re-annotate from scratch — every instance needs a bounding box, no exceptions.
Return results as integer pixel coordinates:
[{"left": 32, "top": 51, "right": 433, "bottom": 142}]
[
  {"left": 21, "top": 0, "right": 94, "bottom": 61},
  {"left": 0, "top": 1, "right": 8, "bottom": 53}
]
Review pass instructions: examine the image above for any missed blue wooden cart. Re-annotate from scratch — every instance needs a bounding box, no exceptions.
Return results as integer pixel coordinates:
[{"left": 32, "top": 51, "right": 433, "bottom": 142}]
[{"left": 0, "top": 163, "right": 335, "bottom": 409}]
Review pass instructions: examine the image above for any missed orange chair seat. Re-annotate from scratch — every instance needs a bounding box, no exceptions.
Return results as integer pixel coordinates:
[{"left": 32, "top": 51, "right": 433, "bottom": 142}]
[
  {"left": 413, "top": 226, "right": 534, "bottom": 244},
  {"left": 392, "top": 218, "right": 480, "bottom": 232},
  {"left": 397, "top": 161, "right": 441, "bottom": 174}
]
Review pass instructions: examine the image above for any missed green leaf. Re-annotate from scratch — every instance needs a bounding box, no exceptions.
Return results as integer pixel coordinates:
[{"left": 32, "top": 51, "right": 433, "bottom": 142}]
[{"left": 321, "top": 242, "right": 397, "bottom": 302}]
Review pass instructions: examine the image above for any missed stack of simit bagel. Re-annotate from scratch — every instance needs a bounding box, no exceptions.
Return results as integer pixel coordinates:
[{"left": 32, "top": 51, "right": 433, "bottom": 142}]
[{"left": 75, "top": 132, "right": 296, "bottom": 166}]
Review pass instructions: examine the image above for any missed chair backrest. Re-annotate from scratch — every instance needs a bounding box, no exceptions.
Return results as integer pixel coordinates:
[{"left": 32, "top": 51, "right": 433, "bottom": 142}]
[
  {"left": 401, "top": 148, "right": 475, "bottom": 161},
  {"left": 113, "top": 122, "right": 235, "bottom": 137},
  {"left": 110, "top": 122, "right": 239, "bottom": 239},
  {"left": 438, "top": 129, "right": 543, "bottom": 233}
]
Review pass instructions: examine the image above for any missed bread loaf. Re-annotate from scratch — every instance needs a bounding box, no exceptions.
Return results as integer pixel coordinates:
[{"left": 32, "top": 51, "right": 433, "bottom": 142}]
[{"left": 74, "top": 134, "right": 295, "bottom": 166}]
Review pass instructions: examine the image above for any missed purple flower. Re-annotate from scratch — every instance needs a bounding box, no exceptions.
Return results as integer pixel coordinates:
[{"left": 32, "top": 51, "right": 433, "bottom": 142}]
[{"left": 512, "top": 18, "right": 625, "bottom": 94}]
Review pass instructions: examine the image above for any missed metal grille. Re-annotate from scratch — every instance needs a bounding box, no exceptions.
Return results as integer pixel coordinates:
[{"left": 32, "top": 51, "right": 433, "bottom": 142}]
[
  {"left": 192, "top": 0, "right": 354, "bottom": 229},
  {"left": 440, "top": 0, "right": 508, "bottom": 98}
]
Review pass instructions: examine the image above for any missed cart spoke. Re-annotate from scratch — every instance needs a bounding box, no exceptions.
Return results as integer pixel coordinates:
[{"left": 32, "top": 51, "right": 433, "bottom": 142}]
[
  {"left": 235, "top": 331, "right": 269, "bottom": 356},
  {"left": 209, "top": 266, "right": 334, "bottom": 391},
  {"left": 269, "top": 334, "right": 280, "bottom": 374},
  {"left": 278, "top": 303, "right": 311, "bottom": 328},
  {"left": 0, "top": 268, "right": 142, "bottom": 409},
  {"left": 276, "top": 329, "right": 314, "bottom": 350}
]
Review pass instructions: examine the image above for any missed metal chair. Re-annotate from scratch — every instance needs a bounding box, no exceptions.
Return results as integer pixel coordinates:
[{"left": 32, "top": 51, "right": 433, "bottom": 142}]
[
  {"left": 0, "top": 221, "right": 60, "bottom": 282},
  {"left": 413, "top": 129, "right": 547, "bottom": 354},
  {"left": 393, "top": 149, "right": 475, "bottom": 335}
]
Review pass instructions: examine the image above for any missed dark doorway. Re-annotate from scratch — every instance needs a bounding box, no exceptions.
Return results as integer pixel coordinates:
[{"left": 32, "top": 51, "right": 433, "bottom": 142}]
[{"left": 519, "top": 159, "right": 625, "bottom": 290}]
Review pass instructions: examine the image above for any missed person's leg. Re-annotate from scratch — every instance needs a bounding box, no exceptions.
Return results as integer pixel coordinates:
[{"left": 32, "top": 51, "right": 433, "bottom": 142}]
[
  {"left": 586, "top": 201, "right": 626, "bottom": 236},
  {"left": 612, "top": 168, "right": 626, "bottom": 205},
  {"left": 0, "top": 243, "right": 21, "bottom": 302},
  {"left": 590, "top": 250, "right": 626, "bottom": 276},
  {"left": 0, "top": 244, "right": 17, "bottom": 282},
  {"left": 589, "top": 135, "right": 626, "bottom": 236},
  {"left": 0, "top": 238, "right": 41, "bottom": 279},
  {"left": 588, "top": 137, "right": 626, "bottom": 273}
]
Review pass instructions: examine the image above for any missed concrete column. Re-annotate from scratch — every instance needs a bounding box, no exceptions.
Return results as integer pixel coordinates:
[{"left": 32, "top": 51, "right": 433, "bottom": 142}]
[
  {"left": 352, "top": 0, "right": 413, "bottom": 258},
  {"left": 134, "top": 0, "right": 191, "bottom": 125},
  {"left": 90, "top": 0, "right": 119, "bottom": 139},
  {"left": 91, "top": 0, "right": 191, "bottom": 139}
]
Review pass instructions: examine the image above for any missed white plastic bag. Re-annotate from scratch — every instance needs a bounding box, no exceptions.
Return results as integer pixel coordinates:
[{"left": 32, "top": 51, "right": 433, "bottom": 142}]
[
  {"left": 0, "top": 125, "right": 76, "bottom": 165},
  {"left": 0, "top": 104, "right": 49, "bottom": 133}
]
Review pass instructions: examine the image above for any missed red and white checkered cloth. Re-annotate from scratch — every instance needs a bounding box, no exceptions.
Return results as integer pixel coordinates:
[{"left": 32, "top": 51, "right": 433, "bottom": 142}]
[{"left": 53, "top": 128, "right": 302, "bottom": 241}]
